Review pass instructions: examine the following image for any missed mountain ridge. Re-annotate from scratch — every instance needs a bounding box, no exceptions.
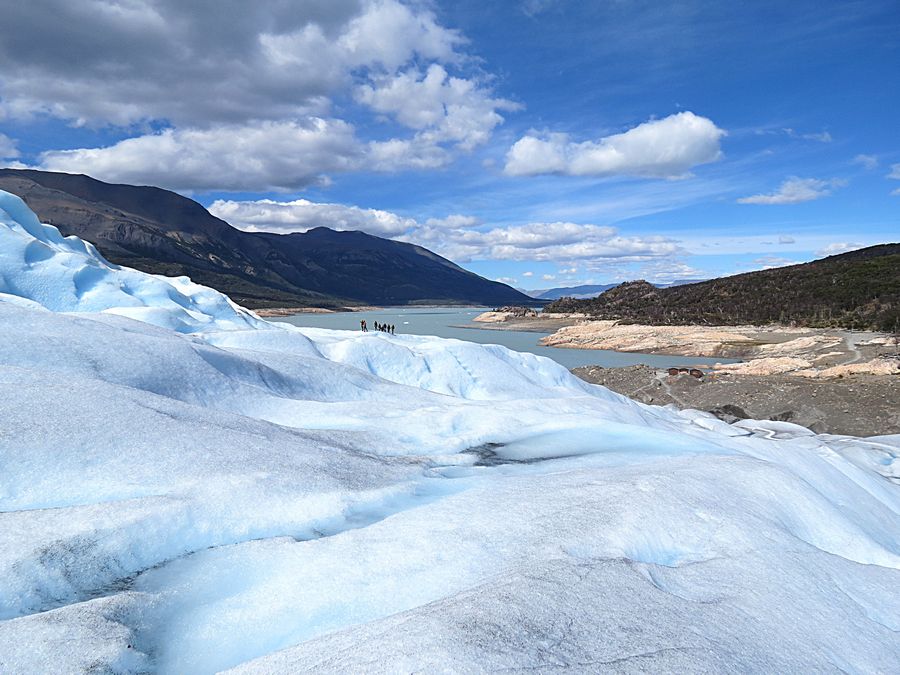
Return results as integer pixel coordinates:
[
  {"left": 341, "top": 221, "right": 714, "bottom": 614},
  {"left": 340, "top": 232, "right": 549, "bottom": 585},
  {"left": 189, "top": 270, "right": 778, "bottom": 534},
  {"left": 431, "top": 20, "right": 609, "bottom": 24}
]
[
  {"left": 529, "top": 279, "right": 708, "bottom": 300},
  {"left": 0, "top": 168, "right": 532, "bottom": 309}
]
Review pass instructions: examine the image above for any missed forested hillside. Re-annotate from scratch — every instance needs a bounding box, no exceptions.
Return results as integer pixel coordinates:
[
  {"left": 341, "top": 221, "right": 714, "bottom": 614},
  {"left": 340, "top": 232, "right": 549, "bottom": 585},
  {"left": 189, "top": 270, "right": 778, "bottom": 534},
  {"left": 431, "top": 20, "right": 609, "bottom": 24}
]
[{"left": 545, "top": 245, "right": 900, "bottom": 331}]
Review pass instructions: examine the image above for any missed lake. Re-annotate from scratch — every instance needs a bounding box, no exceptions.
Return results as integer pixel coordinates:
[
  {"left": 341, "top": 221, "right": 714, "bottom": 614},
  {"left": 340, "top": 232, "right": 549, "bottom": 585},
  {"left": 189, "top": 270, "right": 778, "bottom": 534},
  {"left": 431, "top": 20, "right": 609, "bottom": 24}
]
[{"left": 275, "top": 307, "right": 733, "bottom": 370}]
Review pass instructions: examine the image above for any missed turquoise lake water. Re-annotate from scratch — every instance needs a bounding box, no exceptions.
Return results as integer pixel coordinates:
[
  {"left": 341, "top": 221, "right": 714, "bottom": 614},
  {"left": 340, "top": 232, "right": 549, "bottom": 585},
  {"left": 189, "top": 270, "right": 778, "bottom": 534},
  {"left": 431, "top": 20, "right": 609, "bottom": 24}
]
[{"left": 275, "top": 307, "right": 734, "bottom": 370}]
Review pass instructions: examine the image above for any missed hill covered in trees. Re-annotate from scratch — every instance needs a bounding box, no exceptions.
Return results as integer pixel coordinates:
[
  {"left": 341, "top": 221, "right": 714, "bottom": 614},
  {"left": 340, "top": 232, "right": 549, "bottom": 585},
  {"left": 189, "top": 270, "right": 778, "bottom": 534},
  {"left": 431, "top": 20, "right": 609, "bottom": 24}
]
[{"left": 545, "top": 244, "right": 900, "bottom": 331}]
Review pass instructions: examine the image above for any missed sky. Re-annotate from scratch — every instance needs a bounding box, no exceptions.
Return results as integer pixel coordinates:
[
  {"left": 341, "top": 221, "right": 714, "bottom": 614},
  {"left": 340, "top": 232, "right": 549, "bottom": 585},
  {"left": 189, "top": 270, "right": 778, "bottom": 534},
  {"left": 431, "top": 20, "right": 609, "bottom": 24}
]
[{"left": 0, "top": 0, "right": 898, "bottom": 291}]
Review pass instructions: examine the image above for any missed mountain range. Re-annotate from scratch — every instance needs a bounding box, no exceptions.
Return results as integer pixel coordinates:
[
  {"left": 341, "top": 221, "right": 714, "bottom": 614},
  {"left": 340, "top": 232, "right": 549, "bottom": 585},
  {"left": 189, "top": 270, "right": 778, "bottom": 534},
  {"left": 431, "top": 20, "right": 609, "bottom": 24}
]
[
  {"left": 528, "top": 279, "right": 708, "bottom": 300},
  {"left": 545, "top": 245, "right": 900, "bottom": 331},
  {"left": 0, "top": 169, "right": 532, "bottom": 309}
]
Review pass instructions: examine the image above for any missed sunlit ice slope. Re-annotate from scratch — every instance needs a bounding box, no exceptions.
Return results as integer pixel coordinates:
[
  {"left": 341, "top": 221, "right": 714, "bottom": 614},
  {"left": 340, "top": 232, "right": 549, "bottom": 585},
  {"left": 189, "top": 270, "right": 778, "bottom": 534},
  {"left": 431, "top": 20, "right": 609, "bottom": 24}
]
[{"left": 0, "top": 190, "right": 898, "bottom": 674}]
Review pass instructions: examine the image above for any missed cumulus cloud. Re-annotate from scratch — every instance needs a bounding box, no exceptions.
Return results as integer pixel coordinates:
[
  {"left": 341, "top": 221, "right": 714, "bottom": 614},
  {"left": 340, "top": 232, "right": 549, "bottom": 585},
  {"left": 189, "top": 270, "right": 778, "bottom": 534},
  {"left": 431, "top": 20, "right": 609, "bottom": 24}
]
[
  {"left": 211, "top": 197, "right": 683, "bottom": 265},
  {"left": 503, "top": 112, "right": 725, "bottom": 178},
  {"left": 3, "top": 0, "right": 516, "bottom": 190},
  {"left": 737, "top": 177, "right": 845, "bottom": 205},
  {"left": 522, "top": 271, "right": 534, "bottom": 277},
  {"left": 209, "top": 198, "right": 417, "bottom": 237},
  {"left": 356, "top": 64, "right": 519, "bottom": 151},
  {"left": 888, "top": 163, "right": 900, "bottom": 180},
  {"left": 401, "top": 220, "right": 681, "bottom": 263},
  {"left": 0, "top": 0, "right": 464, "bottom": 128},
  {"left": 541, "top": 274, "right": 556, "bottom": 281},
  {"left": 852, "top": 154, "right": 878, "bottom": 170},
  {"left": 0, "top": 133, "right": 18, "bottom": 159},
  {"left": 38, "top": 120, "right": 361, "bottom": 192},
  {"left": 778, "top": 235, "right": 796, "bottom": 244}
]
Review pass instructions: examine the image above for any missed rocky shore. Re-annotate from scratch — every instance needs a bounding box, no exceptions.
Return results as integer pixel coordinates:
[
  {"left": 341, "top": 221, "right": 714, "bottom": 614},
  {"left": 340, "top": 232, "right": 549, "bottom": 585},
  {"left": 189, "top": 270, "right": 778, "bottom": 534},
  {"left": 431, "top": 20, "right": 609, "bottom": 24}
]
[
  {"left": 473, "top": 310, "right": 897, "bottom": 375},
  {"left": 573, "top": 364, "right": 899, "bottom": 437},
  {"left": 473, "top": 310, "right": 899, "bottom": 435}
]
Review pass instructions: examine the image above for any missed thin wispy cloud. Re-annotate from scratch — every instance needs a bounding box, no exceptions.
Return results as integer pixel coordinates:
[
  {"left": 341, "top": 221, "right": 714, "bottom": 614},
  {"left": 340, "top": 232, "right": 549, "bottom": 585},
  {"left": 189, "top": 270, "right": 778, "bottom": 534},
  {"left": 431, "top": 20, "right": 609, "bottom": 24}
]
[
  {"left": 737, "top": 177, "right": 846, "bottom": 205},
  {"left": 852, "top": 154, "right": 878, "bottom": 170},
  {"left": 818, "top": 242, "right": 862, "bottom": 256}
]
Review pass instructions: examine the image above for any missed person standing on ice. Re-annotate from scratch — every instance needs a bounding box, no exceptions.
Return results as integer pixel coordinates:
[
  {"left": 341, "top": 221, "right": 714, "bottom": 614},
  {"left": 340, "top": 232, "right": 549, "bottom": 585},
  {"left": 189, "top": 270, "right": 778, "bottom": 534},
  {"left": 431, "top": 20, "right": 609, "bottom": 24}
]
[{"left": 360, "top": 319, "right": 367, "bottom": 332}]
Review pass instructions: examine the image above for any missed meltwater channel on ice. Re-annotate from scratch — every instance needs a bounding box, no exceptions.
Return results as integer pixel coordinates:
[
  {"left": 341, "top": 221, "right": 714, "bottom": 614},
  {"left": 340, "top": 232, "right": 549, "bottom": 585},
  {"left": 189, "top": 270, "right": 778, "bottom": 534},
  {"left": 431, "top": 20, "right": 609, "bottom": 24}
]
[{"left": 0, "top": 189, "right": 898, "bottom": 673}]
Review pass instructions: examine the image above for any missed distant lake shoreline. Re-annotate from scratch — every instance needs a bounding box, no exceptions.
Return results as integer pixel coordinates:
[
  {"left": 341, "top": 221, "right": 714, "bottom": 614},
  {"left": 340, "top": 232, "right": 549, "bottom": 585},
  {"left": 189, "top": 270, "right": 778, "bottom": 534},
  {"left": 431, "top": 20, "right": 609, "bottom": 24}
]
[{"left": 275, "top": 307, "right": 735, "bottom": 370}]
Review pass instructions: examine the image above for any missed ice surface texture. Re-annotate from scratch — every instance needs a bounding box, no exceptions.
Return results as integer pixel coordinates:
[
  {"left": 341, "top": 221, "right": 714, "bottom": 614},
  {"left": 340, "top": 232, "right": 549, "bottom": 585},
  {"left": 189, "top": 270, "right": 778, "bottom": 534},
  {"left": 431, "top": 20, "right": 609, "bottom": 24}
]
[
  {"left": 0, "top": 190, "right": 262, "bottom": 332},
  {"left": 0, "top": 190, "right": 898, "bottom": 674}
]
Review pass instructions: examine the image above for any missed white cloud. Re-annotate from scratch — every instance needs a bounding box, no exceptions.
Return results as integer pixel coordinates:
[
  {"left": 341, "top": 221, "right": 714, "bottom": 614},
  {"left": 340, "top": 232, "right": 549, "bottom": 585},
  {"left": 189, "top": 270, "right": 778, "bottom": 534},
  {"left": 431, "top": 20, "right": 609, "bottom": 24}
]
[
  {"left": 0, "top": 133, "right": 18, "bottom": 159},
  {"left": 635, "top": 261, "right": 705, "bottom": 284},
  {"left": 778, "top": 235, "right": 796, "bottom": 244},
  {"left": 804, "top": 131, "right": 832, "bottom": 143},
  {"left": 338, "top": 0, "right": 462, "bottom": 71},
  {"left": 521, "top": 0, "right": 558, "bottom": 17},
  {"left": 852, "top": 154, "right": 878, "bottom": 170},
  {"left": 209, "top": 198, "right": 684, "bottom": 267},
  {"left": 780, "top": 128, "right": 832, "bottom": 143},
  {"left": 752, "top": 255, "right": 795, "bottom": 269},
  {"left": 0, "top": 0, "right": 463, "bottom": 128},
  {"left": 356, "top": 64, "right": 519, "bottom": 151},
  {"left": 890, "top": 163, "right": 900, "bottom": 196},
  {"left": 737, "top": 177, "right": 845, "bottom": 205},
  {"left": 494, "top": 276, "right": 518, "bottom": 285},
  {"left": 541, "top": 274, "right": 556, "bottom": 281},
  {"left": 522, "top": 271, "right": 534, "bottom": 277},
  {"left": 38, "top": 120, "right": 361, "bottom": 192},
  {"left": 209, "top": 198, "right": 416, "bottom": 237},
  {"left": 401, "top": 220, "right": 681, "bottom": 263},
  {"left": 504, "top": 112, "right": 725, "bottom": 178},
  {"left": 2, "top": 0, "right": 516, "bottom": 191},
  {"left": 365, "top": 137, "right": 450, "bottom": 171},
  {"left": 817, "top": 242, "right": 862, "bottom": 256},
  {"left": 424, "top": 214, "right": 482, "bottom": 229},
  {"left": 768, "top": 128, "right": 833, "bottom": 143}
]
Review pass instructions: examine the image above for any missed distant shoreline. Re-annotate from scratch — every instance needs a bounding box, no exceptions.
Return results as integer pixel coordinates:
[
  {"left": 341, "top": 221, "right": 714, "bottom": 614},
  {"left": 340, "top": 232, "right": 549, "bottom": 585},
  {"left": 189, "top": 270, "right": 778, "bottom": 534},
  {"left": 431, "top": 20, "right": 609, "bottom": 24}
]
[
  {"left": 254, "top": 305, "right": 381, "bottom": 317},
  {"left": 254, "top": 304, "right": 491, "bottom": 317}
]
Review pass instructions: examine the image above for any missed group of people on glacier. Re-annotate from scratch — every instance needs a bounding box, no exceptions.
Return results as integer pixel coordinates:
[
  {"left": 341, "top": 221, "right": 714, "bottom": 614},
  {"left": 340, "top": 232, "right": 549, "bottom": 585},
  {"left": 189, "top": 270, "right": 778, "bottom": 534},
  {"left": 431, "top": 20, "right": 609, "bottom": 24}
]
[{"left": 360, "top": 319, "right": 395, "bottom": 334}]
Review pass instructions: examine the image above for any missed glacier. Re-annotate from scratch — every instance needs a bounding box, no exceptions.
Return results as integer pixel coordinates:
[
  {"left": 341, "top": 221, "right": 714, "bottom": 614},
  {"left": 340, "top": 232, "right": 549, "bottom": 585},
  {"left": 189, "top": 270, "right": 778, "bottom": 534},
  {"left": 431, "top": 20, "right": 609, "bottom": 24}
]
[{"left": 0, "top": 189, "right": 898, "bottom": 674}]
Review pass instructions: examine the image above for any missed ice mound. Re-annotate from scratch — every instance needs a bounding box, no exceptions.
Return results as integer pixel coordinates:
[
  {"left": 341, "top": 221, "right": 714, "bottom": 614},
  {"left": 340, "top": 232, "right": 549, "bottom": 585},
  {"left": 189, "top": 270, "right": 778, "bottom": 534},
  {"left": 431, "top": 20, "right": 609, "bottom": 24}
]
[
  {"left": 0, "top": 194, "right": 898, "bottom": 673},
  {"left": 0, "top": 190, "right": 262, "bottom": 332}
]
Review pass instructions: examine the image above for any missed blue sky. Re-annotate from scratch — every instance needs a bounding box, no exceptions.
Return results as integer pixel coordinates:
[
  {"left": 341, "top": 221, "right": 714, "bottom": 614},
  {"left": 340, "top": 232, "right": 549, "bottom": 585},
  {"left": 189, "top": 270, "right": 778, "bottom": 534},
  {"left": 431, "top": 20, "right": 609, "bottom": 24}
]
[{"left": 0, "top": 0, "right": 897, "bottom": 290}]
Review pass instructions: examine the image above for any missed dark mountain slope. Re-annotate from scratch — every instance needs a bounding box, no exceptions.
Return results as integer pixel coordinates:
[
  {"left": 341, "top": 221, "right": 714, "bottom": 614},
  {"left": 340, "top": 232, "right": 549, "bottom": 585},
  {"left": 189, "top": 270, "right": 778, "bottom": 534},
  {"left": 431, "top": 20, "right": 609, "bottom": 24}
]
[
  {"left": 0, "top": 169, "right": 530, "bottom": 308},
  {"left": 545, "top": 245, "right": 900, "bottom": 331}
]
